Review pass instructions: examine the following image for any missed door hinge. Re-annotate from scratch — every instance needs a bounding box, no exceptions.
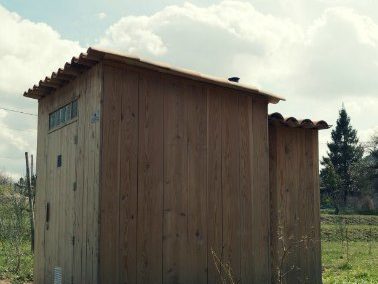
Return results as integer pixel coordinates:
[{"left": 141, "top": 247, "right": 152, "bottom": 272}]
[
  {"left": 73, "top": 181, "right": 77, "bottom": 191},
  {"left": 72, "top": 236, "right": 75, "bottom": 246}
]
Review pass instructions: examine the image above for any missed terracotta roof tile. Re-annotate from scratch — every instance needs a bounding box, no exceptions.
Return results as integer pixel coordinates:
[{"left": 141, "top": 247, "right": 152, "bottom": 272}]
[{"left": 269, "top": 112, "right": 330, "bottom": 130}]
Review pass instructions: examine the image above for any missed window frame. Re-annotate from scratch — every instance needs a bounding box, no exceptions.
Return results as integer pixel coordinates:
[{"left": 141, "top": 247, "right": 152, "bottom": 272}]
[{"left": 48, "top": 99, "right": 78, "bottom": 132}]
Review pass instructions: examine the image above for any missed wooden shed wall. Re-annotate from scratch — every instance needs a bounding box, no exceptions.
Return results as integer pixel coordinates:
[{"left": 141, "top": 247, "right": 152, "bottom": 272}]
[
  {"left": 99, "top": 62, "right": 271, "bottom": 284},
  {"left": 269, "top": 124, "right": 321, "bottom": 284},
  {"left": 34, "top": 64, "right": 102, "bottom": 284}
]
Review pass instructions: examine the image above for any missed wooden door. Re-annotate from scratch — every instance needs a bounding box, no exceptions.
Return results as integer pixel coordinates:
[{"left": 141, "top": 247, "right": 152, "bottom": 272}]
[{"left": 44, "top": 121, "right": 77, "bottom": 284}]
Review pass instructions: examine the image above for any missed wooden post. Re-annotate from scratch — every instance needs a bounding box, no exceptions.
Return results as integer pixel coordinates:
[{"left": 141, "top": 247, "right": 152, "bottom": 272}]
[
  {"left": 31, "top": 154, "right": 35, "bottom": 208},
  {"left": 31, "top": 154, "right": 34, "bottom": 177},
  {"left": 25, "top": 152, "right": 35, "bottom": 253}
]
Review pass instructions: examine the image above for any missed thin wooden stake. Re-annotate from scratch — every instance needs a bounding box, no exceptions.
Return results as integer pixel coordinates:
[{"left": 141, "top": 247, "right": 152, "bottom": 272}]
[{"left": 25, "top": 152, "right": 35, "bottom": 253}]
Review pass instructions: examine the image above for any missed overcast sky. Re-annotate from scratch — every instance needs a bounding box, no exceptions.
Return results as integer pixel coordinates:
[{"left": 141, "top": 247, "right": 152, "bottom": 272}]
[{"left": 0, "top": 0, "right": 377, "bottom": 178}]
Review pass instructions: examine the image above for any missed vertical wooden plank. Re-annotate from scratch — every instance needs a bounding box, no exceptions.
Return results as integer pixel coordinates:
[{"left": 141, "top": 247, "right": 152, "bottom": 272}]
[
  {"left": 99, "top": 65, "right": 121, "bottom": 284},
  {"left": 43, "top": 94, "right": 56, "bottom": 283},
  {"left": 206, "top": 87, "right": 223, "bottom": 284},
  {"left": 292, "top": 129, "right": 300, "bottom": 283},
  {"left": 85, "top": 65, "right": 102, "bottom": 284},
  {"left": 251, "top": 100, "right": 270, "bottom": 283},
  {"left": 54, "top": 128, "right": 62, "bottom": 282},
  {"left": 162, "top": 78, "right": 189, "bottom": 283},
  {"left": 298, "top": 129, "right": 310, "bottom": 283},
  {"left": 58, "top": 125, "right": 67, "bottom": 281},
  {"left": 282, "top": 128, "right": 298, "bottom": 284},
  {"left": 305, "top": 130, "right": 321, "bottom": 283},
  {"left": 44, "top": 131, "right": 51, "bottom": 283},
  {"left": 82, "top": 75, "right": 91, "bottom": 283},
  {"left": 119, "top": 68, "right": 139, "bottom": 284},
  {"left": 222, "top": 92, "right": 241, "bottom": 283},
  {"left": 73, "top": 78, "right": 86, "bottom": 284},
  {"left": 312, "top": 131, "right": 322, "bottom": 283},
  {"left": 92, "top": 66, "right": 102, "bottom": 284},
  {"left": 269, "top": 123, "right": 278, "bottom": 283},
  {"left": 187, "top": 83, "right": 207, "bottom": 284},
  {"left": 34, "top": 101, "right": 48, "bottom": 284},
  {"left": 137, "top": 71, "right": 164, "bottom": 284},
  {"left": 239, "top": 95, "right": 254, "bottom": 284},
  {"left": 82, "top": 79, "right": 89, "bottom": 283},
  {"left": 66, "top": 124, "right": 77, "bottom": 284}
]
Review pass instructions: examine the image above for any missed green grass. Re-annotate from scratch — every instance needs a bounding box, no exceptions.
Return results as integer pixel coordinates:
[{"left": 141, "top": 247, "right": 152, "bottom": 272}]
[
  {"left": 322, "top": 224, "right": 378, "bottom": 241},
  {"left": 321, "top": 213, "right": 378, "bottom": 284},
  {"left": 0, "top": 241, "right": 33, "bottom": 283},
  {"left": 321, "top": 208, "right": 378, "bottom": 216},
  {"left": 321, "top": 214, "right": 378, "bottom": 226},
  {"left": 0, "top": 184, "right": 33, "bottom": 283},
  {"left": 322, "top": 241, "right": 378, "bottom": 284}
]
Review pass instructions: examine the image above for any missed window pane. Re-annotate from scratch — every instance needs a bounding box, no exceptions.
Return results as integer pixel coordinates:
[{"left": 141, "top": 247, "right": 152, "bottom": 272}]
[
  {"left": 66, "top": 104, "right": 71, "bottom": 121},
  {"left": 52, "top": 112, "right": 57, "bottom": 128},
  {"left": 49, "top": 113, "right": 54, "bottom": 129},
  {"left": 56, "top": 109, "right": 61, "bottom": 126},
  {"left": 60, "top": 108, "right": 66, "bottom": 124},
  {"left": 71, "top": 100, "right": 78, "bottom": 118}
]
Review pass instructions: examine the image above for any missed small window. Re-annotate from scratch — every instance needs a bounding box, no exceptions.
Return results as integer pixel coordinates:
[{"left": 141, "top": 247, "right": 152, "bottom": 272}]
[{"left": 49, "top": 99, "right": 78, "bottom": 130}]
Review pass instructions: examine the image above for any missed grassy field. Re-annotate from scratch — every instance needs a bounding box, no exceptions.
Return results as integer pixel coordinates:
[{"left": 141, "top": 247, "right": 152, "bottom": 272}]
[{"left": 321, "top": 214, "right": 378, "bottom": 284}]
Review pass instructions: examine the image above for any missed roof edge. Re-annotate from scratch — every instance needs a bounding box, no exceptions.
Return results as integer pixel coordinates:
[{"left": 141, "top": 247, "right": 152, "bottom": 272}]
[
  {"left": 23, "top": 47, "right": 285, "bottom": 104},
  {"left": 269, "top": 112, "right": 331, "bottom": 130}
]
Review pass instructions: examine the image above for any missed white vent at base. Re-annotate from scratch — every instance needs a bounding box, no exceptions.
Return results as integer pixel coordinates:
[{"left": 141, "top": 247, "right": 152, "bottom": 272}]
[{"left": 53, "top": 267, "right": 62, "bottom": 284}]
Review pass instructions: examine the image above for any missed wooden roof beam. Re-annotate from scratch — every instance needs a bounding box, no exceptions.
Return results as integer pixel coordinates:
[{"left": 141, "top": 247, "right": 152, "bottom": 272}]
[
  {"left": 63, "top": 64, "right": 83, "bottom": 76},
  {"left": 39, "top": 79, "right": 61, "bottom": 89}
]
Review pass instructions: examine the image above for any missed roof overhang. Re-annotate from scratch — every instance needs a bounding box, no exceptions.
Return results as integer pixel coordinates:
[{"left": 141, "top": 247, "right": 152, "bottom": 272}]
[
  {"left": 268, "top": 112, "right": 330, "bottom": 130},
  {"left": 23, "top": 47, "right": 285, "bottom": 104}
]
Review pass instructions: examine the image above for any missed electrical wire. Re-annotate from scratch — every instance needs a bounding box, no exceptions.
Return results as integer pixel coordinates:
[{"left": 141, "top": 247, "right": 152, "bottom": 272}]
[
  {"left": 0, "top": 107, "right": 37, "bottom": 117},
  {"left": 0, "top": 125, "right": 37, "bottom": 133},
  {"left": 0, "top": 156, "right": 23, "bottom": 160}
]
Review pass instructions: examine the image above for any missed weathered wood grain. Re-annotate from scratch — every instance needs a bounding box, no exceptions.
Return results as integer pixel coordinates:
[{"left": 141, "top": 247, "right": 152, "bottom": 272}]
[
  {"left": 186, "top": 83, "right": 207, "bottom": 284},
  {"left": 137, "top": 71, "right": 164, "bottom": 284},
  {"left": 239, "top": 95, "right": 254, "bottom": 284},
  {"left": 269, "top": 125, "right": 322, "bottom": 284},
  {"left": 222, "top": 92, "right": 241, "bottom": 283},
  {"left": 163, "top": 77, "right": 189, "bottom": 284},
  {"left": 251, "top": 100, "right": 270, "bottom": 283},
  {"left": 206, "top": 87, "right": 223, "bottom": 284},
  {"left": 119, "top": 68, "right": 139, "bottom": 284}
]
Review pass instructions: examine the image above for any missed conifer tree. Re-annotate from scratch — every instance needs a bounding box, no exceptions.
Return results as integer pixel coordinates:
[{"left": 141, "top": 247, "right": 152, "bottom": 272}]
[{"left": 321, "top": 106, "right": 363, "bottom": 209}]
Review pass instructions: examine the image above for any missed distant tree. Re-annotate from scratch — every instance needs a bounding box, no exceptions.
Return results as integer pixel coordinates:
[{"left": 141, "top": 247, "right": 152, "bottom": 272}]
[
  {"left": 365, "top": 132, "right": 378, "bottom": 193},
  {"left": 320, "top": 158, "right": 341, "bottom": 214},
  {"left": 321, "top": 106, "right": 363, "bottom": 211},
  {"left": 0, "top": 171, "right": 12, "bottom": 185}
]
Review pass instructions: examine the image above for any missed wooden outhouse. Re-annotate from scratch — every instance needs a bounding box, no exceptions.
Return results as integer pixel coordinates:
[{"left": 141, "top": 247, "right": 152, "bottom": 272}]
[
  {"left": 24, "top": 47, "right": 329, "bottom": 284},
  {"left": 268, "top": 113, "right": 329, "bottom": 284}
]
